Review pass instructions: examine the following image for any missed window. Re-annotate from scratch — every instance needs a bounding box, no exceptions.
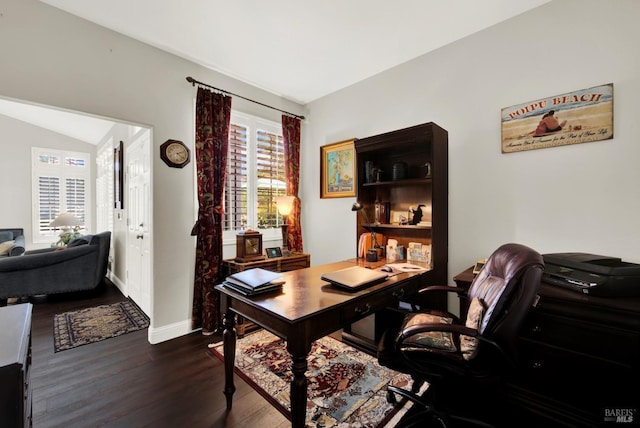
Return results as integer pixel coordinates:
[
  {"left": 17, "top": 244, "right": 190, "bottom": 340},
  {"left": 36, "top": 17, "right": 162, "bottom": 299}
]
[
  {"left": 32, "top": 147, "right": 91, "bottom": 243},
  {"left": 96, "top": 141, "right": 114, "bottom": 234},
  {"left": 224, "top": 112, "right": 286, "bottom": 236}
]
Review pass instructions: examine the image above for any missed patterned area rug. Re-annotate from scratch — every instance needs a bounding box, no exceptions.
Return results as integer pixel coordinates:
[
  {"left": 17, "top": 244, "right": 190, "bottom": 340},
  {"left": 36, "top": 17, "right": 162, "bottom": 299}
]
[
  {"left": 210, "top": 330, "right": 427, "bottom": 427},
  {"left": 53, "top": 300, "right": 149, "bottom": 352}
]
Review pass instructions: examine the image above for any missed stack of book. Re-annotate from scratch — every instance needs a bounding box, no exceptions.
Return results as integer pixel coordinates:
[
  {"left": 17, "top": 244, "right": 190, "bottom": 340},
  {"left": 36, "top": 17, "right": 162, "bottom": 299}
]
[{"left": 223, "top": 268, "right": 285, "bottom": 296}]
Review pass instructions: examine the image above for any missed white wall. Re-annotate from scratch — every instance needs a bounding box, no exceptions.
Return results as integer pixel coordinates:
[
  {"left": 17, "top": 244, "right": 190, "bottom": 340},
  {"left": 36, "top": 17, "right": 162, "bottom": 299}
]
[
  {"left": 0, "top": 0, "right": 303, "bottom": 342},
  {"left": 0, "top": 114, "right": 97, "bottom": 248},
  {"left": 303, "top": 0, "right": 640, "bottom": 289},
  {"left": 3, "top": 0, "right": 639, "bottom": 341}
]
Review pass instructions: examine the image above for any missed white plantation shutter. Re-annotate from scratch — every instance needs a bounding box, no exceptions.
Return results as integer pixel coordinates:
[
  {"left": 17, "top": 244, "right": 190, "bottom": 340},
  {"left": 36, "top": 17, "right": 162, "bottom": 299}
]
[
  {"left": 256, "top": 129, "right": 285, "bottom": 229},
  {"left": 65, "top": 177, "right": 86, "bottom": 224},
  {"left": 37, "top": 176, "right": 60, "bottom": 232},
  {"left": 223, "top": 112, "right": 285, "bottom": 233},
  {"left": 32, "top": 148, "right": 91, "bottom": 243},
  {"left": 225, "top": 123, "right": 248, "bottom": 230},
  {"left": 96, "top": 143, "right": 114, "bottom": 234}
]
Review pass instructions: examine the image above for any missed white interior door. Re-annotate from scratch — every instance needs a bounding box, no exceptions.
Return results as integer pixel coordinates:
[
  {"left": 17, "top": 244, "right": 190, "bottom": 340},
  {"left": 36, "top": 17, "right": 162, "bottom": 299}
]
[{"left": 126, "top": 133, "right": 151, "bottom": 316}]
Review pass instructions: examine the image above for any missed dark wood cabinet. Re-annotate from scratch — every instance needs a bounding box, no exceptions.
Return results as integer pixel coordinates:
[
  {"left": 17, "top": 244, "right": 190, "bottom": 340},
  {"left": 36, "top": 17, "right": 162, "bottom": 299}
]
[
  {"left": 354, "top": 122, "right": 448, "bottom": 302},
  {"left": 0, "top": 303, "right": 33, "bottom": 428},
  {"left": 454, "top": 267, "right": 640, "bottom": 427},
  {"left": 343, "top": 123, "right": 449, "bottom": 353}
]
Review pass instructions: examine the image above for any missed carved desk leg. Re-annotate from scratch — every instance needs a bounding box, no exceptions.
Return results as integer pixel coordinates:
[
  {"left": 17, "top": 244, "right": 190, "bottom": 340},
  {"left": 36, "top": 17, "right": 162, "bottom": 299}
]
[
  {"left": 222, "top": 310, "right": 237, "bottom": 410},
  {"left": 288, "top": 343, "right": 311, "bottom": 428}
]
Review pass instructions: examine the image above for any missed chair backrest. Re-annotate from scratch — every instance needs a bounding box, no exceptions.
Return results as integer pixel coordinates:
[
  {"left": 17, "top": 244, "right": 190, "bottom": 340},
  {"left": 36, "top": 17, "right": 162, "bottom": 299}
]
[{"left": 467, "top": 243, "right": 544, "bottom": 358}]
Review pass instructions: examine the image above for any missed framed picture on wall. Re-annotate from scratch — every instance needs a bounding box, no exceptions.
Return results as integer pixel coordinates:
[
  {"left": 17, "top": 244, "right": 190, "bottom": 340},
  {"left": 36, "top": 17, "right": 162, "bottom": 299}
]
[
  {"left": 320, "top": 139, "right": 356, "bottom": 198},
  {"left": 114, "top": 141, "right": 124, "bottom": 209}
]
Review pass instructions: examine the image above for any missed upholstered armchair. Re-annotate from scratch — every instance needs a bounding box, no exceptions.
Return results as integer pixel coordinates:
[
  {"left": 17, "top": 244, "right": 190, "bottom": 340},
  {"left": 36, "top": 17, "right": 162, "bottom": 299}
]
[{"left": 378, "top": 243, "right": 544, "bottom": 427}]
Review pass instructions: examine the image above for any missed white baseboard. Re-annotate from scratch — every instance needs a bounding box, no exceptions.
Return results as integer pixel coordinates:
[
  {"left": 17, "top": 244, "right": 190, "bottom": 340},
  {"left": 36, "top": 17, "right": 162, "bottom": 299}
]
[
  {"left": 148, "top": 319, "right": 198, "bottom": 344},
  {"left": 107, "top": 270, "right": 199, "bottom": 345},
  {"left": 107, "top": 271, "right": 126, "bottom": 296}
]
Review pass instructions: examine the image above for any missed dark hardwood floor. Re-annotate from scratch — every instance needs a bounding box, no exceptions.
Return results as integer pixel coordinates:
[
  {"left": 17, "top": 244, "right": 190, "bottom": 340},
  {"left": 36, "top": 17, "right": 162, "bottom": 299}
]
[{"left": 29, "top": 281, "right": 289, "bottom": 428}]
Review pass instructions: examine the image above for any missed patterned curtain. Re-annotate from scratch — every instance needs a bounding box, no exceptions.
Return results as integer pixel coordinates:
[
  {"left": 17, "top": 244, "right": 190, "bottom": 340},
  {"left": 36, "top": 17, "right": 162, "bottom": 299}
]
[
  {"left": 282, "top": 115, "right": 303, "bottom": 252},
  {"left": 191, "top": 87, "right": 232, "bottom": 334}
]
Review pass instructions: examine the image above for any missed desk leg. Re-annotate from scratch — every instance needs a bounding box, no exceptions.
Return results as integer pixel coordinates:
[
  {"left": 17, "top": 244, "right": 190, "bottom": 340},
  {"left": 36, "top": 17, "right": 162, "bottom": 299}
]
[
  {"left": 289, "top": 350, "right": 309, "bottom": 428},
  {"left": 222, "top": 311, "right": 237, "bottom": 410}
]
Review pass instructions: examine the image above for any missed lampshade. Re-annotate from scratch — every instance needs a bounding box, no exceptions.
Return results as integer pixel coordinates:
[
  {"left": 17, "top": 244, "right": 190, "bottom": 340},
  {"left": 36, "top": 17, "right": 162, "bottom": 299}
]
[
  {"left": 275, "top": 195, "right": 295, "bottom": 217},
  {"left": 49, "top": 212, "right": 83, "bottom": 227}
]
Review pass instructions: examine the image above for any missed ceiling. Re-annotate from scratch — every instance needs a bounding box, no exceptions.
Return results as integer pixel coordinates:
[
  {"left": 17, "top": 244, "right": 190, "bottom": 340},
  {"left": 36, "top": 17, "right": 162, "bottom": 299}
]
[
  {"left": 0, "top": 97, "right": 119, "bottom": 145},
  {"left": 41, "top": 0, "right": 550, "bottom": 104},
  {"left": 6, "top": 0, "right": 550, "bottom": 144}
]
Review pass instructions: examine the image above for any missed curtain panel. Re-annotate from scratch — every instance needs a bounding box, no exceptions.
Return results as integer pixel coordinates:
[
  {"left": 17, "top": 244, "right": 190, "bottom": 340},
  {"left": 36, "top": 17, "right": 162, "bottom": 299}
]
[
  {"left": 282, "top": 115, "right": 303, "bottom": 252},
  {"left": 192, "top": 87, "right": 232, "bottom": 334}
]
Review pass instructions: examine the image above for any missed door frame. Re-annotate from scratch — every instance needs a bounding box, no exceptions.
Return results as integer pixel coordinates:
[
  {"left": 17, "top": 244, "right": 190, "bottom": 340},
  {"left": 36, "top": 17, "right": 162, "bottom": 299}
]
[{"left": 124, "top": 128, "right": 153, "bottom": 321}]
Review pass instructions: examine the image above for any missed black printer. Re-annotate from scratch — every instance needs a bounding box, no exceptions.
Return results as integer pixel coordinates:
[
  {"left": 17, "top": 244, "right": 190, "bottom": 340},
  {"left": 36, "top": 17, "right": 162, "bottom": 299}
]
[{"left": 542, "top": 252, "right": 640, "bottom": 296}]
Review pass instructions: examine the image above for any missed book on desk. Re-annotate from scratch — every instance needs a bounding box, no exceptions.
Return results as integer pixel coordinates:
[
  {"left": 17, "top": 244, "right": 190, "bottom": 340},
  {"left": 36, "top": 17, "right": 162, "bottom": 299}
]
[{"left": 223, "top": 267, "right": 284, "bottom": 296}]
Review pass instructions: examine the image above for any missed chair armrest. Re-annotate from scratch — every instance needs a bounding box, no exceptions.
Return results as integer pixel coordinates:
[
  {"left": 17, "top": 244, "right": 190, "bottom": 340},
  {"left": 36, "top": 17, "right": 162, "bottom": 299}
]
[
  {"left": 418, "top": 285, "right": 467, "bottom": 296},
  {"left": 406, "top": 285, "right": 468, "bottom": 312}
]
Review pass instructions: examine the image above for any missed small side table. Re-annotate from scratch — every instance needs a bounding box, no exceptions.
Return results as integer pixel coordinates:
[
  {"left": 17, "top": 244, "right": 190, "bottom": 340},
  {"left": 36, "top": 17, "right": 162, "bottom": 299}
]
[
  {"left": 223, "top": 252, "right": 310, "bottom": 275},
  {"left": 221, "top": 253, "right": 311, "bottom": 335}
]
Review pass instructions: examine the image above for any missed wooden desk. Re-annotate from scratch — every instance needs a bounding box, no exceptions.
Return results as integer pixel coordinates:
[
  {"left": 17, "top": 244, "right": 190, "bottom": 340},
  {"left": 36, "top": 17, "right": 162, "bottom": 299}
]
[
  {"left": 222, "top": 253, "right": 311, "bottom": 336},
  {"left": 216, "top": 259, "right": 428, "bottom": 428}
]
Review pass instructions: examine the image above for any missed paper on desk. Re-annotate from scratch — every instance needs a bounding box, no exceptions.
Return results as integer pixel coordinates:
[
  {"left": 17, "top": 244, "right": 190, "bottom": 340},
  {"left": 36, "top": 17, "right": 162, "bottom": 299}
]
[{"left": 387, "top": 263, "right": 428, "bottom": 272}]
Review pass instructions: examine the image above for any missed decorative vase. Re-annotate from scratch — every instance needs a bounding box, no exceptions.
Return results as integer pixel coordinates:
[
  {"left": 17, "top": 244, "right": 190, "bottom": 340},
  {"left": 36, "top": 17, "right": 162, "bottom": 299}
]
[
  {"left": 392, "top": 162, "right": 408, "bottom": 180},
  {"left": 365, "top": 161, "right": 374, "bottom": 183}
]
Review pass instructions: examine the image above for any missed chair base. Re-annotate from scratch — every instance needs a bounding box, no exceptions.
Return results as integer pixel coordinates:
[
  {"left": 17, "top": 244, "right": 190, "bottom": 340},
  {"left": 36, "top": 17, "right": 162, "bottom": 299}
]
[{"left": 387, "top": 385, "right": 498, "bottom": 428}]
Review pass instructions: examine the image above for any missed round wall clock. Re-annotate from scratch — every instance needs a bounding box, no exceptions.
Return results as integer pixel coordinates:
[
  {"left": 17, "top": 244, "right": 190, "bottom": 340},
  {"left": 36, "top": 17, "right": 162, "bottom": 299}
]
[{"left": 160, "top": 139, "right": 190, "bottom": 168}]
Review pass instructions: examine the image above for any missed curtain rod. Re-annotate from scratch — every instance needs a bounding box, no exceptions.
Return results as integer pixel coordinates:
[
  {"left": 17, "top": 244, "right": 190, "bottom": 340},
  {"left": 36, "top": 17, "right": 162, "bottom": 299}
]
[{"left": 186, "top": 76, "right": 305, "bottom": 120}]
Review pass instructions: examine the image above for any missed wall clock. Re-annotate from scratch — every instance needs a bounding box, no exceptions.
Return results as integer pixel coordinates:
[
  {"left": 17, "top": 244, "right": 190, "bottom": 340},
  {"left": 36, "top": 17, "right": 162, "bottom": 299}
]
[
  {"left": 235, "top": 230, "right": 265, "bottom": 262},
  {"left": 160, "top": 139, "right": 190, "bottom": 168}
]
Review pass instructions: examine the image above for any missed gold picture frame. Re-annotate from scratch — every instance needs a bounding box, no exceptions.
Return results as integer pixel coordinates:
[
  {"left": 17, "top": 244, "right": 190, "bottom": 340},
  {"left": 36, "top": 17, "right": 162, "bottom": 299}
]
[{"left": 320, "top": 139, "right": 356, "bottom": 198}]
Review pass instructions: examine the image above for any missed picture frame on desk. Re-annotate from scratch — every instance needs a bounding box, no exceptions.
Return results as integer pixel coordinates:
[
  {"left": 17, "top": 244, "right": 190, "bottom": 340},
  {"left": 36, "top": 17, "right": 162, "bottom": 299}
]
[
  {"left": 320, "top": 139, "right": 356, "bottom": 198},
  {"left": 473, "top": 259, "right": 487, "bottom": 275},
  {"left": 265, "top": 247, "right": 283, "bottom": 259}
]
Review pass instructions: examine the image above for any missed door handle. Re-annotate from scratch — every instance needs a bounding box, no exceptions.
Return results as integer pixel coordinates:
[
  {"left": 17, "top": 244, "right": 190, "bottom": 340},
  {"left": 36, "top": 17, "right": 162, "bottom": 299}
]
[{"left": 136, "top": 234, "right": 144, "bottom": 239}]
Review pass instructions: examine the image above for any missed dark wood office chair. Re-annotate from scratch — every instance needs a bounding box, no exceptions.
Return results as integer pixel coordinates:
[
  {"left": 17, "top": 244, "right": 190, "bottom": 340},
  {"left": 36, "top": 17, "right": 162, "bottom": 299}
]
[{"left": 378, "top": 243, "right": 544, "bottom": 427}]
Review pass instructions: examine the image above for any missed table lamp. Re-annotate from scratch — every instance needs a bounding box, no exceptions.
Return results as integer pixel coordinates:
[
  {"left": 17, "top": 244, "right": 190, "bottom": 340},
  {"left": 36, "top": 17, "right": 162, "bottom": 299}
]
[
  {"left": 49, "top": 212, "right": 83, "bottom": 246},
  {"left": 275, "top": 195, "right": 295, "bottom": 255},
  {"left": 351, "top": 202, "right": 381, "bottom": 260}
]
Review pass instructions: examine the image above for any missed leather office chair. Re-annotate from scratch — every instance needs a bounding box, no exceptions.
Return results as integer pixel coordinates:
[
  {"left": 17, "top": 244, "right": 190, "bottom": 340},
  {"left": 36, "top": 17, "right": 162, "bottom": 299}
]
[{"left": 378, "top": 243, "right": 544, "bottom": 427}]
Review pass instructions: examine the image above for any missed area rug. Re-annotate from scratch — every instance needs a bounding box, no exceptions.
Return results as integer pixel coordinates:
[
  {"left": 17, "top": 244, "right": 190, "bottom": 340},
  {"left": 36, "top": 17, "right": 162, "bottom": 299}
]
[
  {"left": 53, "top": 300, "right": 149, "bottom": 352},
  {"left": 210, "top": 330, "right": 428, "bottom": 427}
]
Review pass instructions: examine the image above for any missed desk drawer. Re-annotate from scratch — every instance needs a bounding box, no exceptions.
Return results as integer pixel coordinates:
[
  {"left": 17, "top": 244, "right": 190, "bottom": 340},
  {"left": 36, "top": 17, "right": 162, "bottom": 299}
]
[
  {"left": 340, "top": 286, "right": 408, "bottom": 324},
  {"left": 517, "top": 338, "right": 637, "bottom": 411},
  {"left": 280, "top": 256, "right": 310, "bottom": 271},
  {"left": 521, "top": 311, "right": 639, "bottom": 367}
]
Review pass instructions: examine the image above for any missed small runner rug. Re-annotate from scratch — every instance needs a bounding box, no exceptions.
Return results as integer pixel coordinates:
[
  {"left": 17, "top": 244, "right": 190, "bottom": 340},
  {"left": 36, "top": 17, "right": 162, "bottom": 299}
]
[
  {"left": 53, "top": 300, "right": 149, "bottom": 352},
  {"left": 210, "top": 329, "right": 428, "bottom": 427}
]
